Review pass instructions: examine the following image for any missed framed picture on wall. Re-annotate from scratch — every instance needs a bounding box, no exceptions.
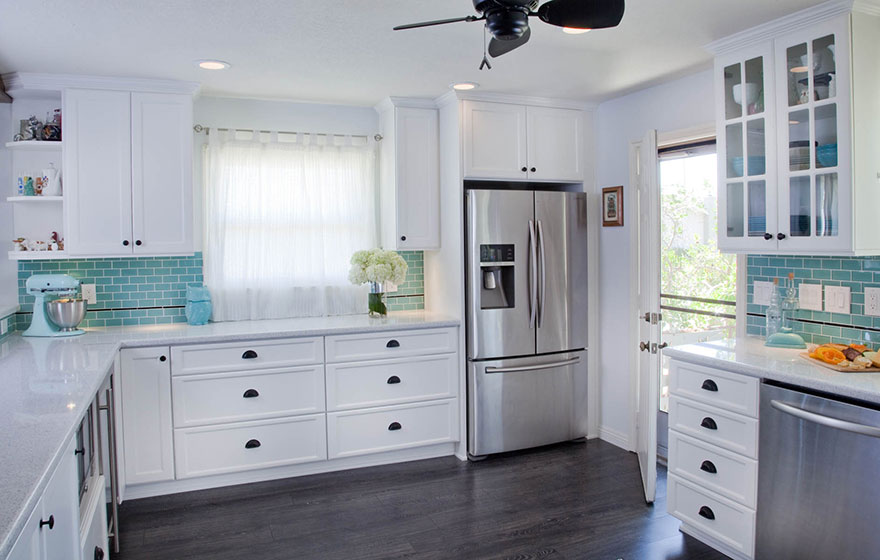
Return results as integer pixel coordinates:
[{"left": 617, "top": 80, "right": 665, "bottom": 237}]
[{"left": 602, "top": 186, "right": 624, "bottom": 227}]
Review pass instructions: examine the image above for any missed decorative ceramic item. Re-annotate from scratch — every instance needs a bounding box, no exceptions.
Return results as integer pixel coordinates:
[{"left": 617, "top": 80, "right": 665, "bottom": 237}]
[
  {"left": 19, "top": 116, "right": 40, "bottom": 141},
  {"left": 348, "top": 248, "right": 408, "bottom": 317},
  {"left": 34, "top": 177, "right": 43, "bottom": 195},
  {"left": 13, "top": 238, "right": 26, "bottom": 252},
  {"left": 23, "top": 177, "right": 34, "bottom": 196},
  {"left": 185, "top": 285, "right": 212, "bottom": 325},
  {"left": 42, "top": 163, "right": 61, "bottom": 196}
]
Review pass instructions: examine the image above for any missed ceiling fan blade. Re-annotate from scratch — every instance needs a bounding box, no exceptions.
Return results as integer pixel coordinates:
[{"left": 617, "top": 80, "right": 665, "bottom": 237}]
[
  {"left": 537, "top": 0, "right": 625, "bottom": 29},
  {"left": 393, "top": 15, "right": 482, "bottom": 31},
  {"left": 488, "top": 27, "right": 531, "bottom": 58}
]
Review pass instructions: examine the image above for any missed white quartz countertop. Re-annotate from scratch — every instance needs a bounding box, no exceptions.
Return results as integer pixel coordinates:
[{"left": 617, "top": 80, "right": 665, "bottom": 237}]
[
  {"left": 665, "top": 337, "right": 880, "bottom": 405},
  {"left": 0, "top": 310, "right": 458, "bottom": 558}
]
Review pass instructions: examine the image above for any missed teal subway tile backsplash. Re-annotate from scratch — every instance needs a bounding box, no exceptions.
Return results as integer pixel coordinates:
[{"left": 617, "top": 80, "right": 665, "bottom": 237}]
[
  {"left": 747, "top": 254, "right": 880, "bottom": 346},
  {"left": 15, "top": 250, "right": 425, "bottom": 329}
]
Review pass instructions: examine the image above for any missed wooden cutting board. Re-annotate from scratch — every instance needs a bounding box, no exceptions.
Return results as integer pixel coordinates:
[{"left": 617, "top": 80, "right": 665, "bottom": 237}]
[{"left": 799, "top": 352, "right": 880, "bottom": 372}]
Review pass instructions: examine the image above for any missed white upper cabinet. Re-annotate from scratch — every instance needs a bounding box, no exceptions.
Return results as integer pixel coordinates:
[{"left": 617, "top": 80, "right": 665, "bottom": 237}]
[
  {"left": 65, "top": 88, "right": 194, "bottom": 256},
  {"left": 463, "top": 100, "right": 584, "bottom": 182},
  {"left": 713, "top": 6, "right": 880, "bottom": 255},
  {"left": 377, "top": 99, "right": 440, "bottom": 250}
]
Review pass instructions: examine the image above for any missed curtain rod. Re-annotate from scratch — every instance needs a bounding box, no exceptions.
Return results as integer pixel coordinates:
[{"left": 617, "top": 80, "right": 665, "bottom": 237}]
[{"left": 192, "top": 124, "right": 382, "bottom": 142}]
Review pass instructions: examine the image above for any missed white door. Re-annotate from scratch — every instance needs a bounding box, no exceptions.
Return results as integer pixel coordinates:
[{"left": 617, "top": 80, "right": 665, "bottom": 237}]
[
  {"left": 462, "top": 100, "right": 528, "bottom": 180},
  {"left": 120, "top": 347, "right": 176, "bottom": 484},
  {"left": 64, "top": 88, "right": 133, "bottom": 255},
  {"left": 636, "top": 129, "right": 659, "bottom": 504},
  {"left": 394, "top": 106, "right": 440, "bottom": 250},
  {"left": 526, "top": 106, "right": 584, "bottom": 182},
  {"left": 131, "top": 92, "right": 194, "bottom": 255}
]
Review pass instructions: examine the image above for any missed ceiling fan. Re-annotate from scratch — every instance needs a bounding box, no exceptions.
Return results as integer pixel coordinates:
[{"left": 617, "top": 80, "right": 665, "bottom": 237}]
[{"left": 394, "top": 0, "right": 625, "bottom": 69}]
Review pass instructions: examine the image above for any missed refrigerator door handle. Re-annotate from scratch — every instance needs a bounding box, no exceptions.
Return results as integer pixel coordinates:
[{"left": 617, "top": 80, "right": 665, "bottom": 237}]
[
  {"left": 537, "top": 219, "right": 546, "bottom": 328},
  {"left": 528, "top": 219, "right": 537, "bottom": 329},
  {"left": 486, "top": 356, "right": 580, "bottom": 374}
]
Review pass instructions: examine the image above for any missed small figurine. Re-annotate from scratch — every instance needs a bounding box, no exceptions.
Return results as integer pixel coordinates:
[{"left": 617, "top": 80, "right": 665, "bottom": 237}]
[
  {"left": 12, "top": 238, "right": 26, "bottom": 252},
  {"left": 50, "top": 232, "right": 64, "bottom": 251}
]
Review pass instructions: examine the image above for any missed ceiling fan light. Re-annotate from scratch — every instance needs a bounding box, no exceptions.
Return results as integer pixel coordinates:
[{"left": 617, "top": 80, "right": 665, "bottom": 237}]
[
  {"left": 563, "top": 27, "right": 591, "bottom": 34},
  {"left": 790, "top": 65, "right": 809, "bottom": 73},
  {"left": 197, "top": 60, "right": 231, "bottom": 70},
  {"left": 452, "top": 82, "right": 479, "bottom": 91}
]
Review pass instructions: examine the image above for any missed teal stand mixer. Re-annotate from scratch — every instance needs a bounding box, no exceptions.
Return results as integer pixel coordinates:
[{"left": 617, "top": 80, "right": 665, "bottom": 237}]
[{"left": 23, "top": 274, "right": 86, "bottom": 337}]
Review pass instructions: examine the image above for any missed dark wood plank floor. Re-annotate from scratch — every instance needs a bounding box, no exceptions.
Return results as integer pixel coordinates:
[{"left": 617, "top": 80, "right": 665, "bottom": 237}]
[{"left": 115, "top": 440, "right": 729, "bottom": 559}]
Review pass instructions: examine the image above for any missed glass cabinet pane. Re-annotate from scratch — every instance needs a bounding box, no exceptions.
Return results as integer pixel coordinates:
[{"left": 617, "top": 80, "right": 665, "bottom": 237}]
[
  {"left": 816, "top": 173, "right": 839, "bottom": 237},
  {"left": 724, "top": 63, "right": 742, "bottom": 120},
  {"left": 815, "top": 104, "right": 838, "bottom": 168},
  {"left": 747, "top": 180, "right": 767, "bottom": 237},
  {"left": 743, "top": 57, "right": 765, "bottom": 115},
  {"left": 787, "top": 43, "right": 809, "bottom": 106},
  {"left": 813, "top": 34, "right": 836, "bottom": 101},
  {"left": 746, "top": 119, "right": 766, "bottom": 176},
  {"left": 790, "top": 176, "right": 811, "bottom": 237},
  {"left": 726, "top": 123, "right": 744, "bottom": 178},
  {"left": 727, "top": 182, "right": 744, "bottom": 237},
  {"left": 788, "top": 109, "right": 810, "bottom": 171}
]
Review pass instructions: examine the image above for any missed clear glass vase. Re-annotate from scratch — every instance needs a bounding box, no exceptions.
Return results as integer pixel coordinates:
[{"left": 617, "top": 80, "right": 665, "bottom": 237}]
[{"left": 368, "top": 282, "right": 387, "bottom": 317}]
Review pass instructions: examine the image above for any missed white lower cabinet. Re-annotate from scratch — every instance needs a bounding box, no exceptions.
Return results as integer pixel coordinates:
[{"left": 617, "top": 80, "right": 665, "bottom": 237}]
[
  {"left": 667, "top": 359, "right": 759, "bottom": 560},
  {"left": 79, "top": 475, "right": 108, "bottom": 560}
]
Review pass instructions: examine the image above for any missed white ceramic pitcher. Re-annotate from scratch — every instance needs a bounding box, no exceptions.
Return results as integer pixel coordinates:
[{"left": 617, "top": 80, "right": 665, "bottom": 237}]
[{"left": 42, "top": 163, "right": 61, "bottom": 196}]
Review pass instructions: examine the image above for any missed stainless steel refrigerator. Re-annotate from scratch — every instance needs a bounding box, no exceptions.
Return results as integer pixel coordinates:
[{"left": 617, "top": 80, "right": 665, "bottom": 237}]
[{"left": 466, "top": 188, "right": 588, "bottom": 458}]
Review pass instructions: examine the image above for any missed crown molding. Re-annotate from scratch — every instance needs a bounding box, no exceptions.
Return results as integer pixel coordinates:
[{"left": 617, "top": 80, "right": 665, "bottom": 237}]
[
  {"left": 854, "top": 0, "right": 880, "bottom": 15},
  {"left": 433, "top": 90, "right": 459, "bottom": 108},
  {"left": 705, "top": 0, "right": 854, "bottom": 55},
  {"left": 431, "top": 89, "right": 596, "bottom": 111},
  {"left": 373, "top": 96, "right": 438, "bottom": 114},
  {"left": 1, "top": 72, "right": 201, "bottom": 98}
]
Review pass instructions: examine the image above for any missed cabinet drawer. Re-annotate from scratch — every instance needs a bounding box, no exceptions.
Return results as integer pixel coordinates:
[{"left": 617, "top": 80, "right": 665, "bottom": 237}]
[
  {"left": 669, "top": 395, "right": 758, "bottom": 458},
  {"left": 668, "top": 430, "right": 758, "bottom": 508},
  {"left": 171, "top": 337, "right": 323, "bottom": 376},
  {"left": 325, "top": 328, "right": 456, "bottom": 363},
  {"left": 174, "top": 415, "right": 326, "bottom": 478},
  {"left": 327, "top": 399, "right": 457, "bottom": 459},
  {"left": 670, "top": 361, "right": 759, "bottom": 417},
  {"left": 171, "top": 366, "right": 325, "bottom": 427},
  {"left": 326, "top": 354, "right": 457, "bottom": 411},
  {"left": 667, "top": 475, "right": 755, "bottom": 559}
]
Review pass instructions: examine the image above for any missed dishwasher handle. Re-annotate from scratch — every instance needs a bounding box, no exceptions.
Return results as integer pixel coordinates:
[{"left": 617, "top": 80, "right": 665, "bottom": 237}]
[
  {"left": 485, "top": 357, "right": 579, "bottom": 374},
  {"left": 770, "top": 399, "right": 880, "bottom": 439}
]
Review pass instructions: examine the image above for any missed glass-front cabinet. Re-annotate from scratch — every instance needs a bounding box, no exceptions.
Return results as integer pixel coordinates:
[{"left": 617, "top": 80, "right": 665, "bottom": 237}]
[{"left": 716, "top": 44, "right": 776, "bottom": 252}]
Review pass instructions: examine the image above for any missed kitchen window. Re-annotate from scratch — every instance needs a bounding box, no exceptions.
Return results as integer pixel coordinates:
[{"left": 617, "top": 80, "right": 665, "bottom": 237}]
[{"left": 203, "top": 131, "right": 377, "bottom": 321}]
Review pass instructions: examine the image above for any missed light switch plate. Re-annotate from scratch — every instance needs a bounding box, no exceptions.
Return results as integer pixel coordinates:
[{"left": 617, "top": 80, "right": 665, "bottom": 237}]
[
  {"left": 82, "top": 283, "right": 97, "bottom": 305},
  {"left": 753, "top": 281, "right": 775, "bottom": 306},
  {"left": 824, "top": 285, "right": 851, "bottom": 314},
  {"left": 866, "top": 287, "right": 880, "bottom": 316},
  {"left": 0, "top": 318, "right": 7, "bottom": 336},
  {"left": 799, "top": 283, "right": 823, "bottom": 311}
]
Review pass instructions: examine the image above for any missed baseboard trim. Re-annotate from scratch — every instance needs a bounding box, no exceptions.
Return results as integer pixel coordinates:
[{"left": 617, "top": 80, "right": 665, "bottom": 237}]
[{"left": 598, "top": 425, "right": 630, "bottom": 451}]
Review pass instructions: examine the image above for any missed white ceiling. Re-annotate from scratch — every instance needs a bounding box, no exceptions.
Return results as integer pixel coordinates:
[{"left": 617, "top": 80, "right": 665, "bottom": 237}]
[{"left": 0, "top": 0, "right": 825, "bottom": 106}]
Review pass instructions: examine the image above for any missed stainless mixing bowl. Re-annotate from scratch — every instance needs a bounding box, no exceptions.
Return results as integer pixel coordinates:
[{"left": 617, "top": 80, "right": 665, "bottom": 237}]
[{"left": 46, "top": 298, "right": 88, "bottom": 331}]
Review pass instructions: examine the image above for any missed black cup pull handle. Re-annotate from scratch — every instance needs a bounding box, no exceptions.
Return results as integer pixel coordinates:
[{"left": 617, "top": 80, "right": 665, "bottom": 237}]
[
  {"left": 698, "top": 506, "right": 715, "bottom": 520},
  {"left": 701, "top": 379, "right": 718, "bottom": 392},
  {"left": 388, "top": 422, "right": 402, "bottom": 431},
  {"left": 700, "top": 417, "right": 718, "bottom": 430},
  {"left": 243, "top": 389, "right": 260, "bottom": 398},
  {"left": 700, "top": 460, "right": 717, "bottom": 474},
  {"left": 386, "top": 340, "right": 400, "bottom": 348},
  {"left": 39, "top": 515, "right": 54, "bottom": 530},
  {"left": 245, "top": 439, "right": 261, "bottom": 449},
  {"left": 242, "top": 350, "right": 258, "bottom": 359},
  {"left": 387, "top": 376, "right": 401, "bottom": 384}
]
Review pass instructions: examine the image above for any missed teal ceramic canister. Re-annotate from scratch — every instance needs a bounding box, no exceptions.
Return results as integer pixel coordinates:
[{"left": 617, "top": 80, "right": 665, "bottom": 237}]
[{"left": 185, "top": 285, "right": 212, "bottom": 325}]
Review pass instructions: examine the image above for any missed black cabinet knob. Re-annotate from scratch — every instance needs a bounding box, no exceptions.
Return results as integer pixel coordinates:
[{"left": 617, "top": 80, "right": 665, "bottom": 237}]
[
  {"left": 159, "top": 355, "right": 167, "bottom": 362},
  {"left": 698, "top": 506, "right": 715, "bottom": 520},
  {"left": 387, "top": 376, "right": 401, "bottom": 384},
  {"left": 39, "top": 515, "right": 54, "bottom": 530},
  {"left": 777, "top": 233, "right": 787, "bottom": 240},
  {"left": 700, "top": 460, "right": 717, "bottom": 474},
  {"left": 530, "top": 167, "right": 536, "bottom": 173},
  {"left": 95, "top": 546, "right": 105, "bottom": 560},
  {"left": 242, "top": 350, "right": 258, "bottom": 359},
  {"left": 122, "top": 240, "right": 130, "bottom": 246},
  {"left": 135, "top": 240, "right": 142, "bottom": 246},
  {"left": 400, "top": 235, "right": 407, "bottom": 241},
  {"left": 243, "top": 389, "right": 260, "bottom": 398},
  {"left": 74, "top": 448, "right": 85, "bottom": 456},
  {"left": 763, "top": 232, "right": 773, "bottom": 240},
  {"left": 521, "top": 167, "right": 527, "bottom": 172},
  {"left": 388, "top": 422, "right": 402, "bottom": 431},
  {"left": 700, "top": 417, "right": 718, "bottom": 430},
  {"left": 386, "top": 339, "right": 400, "bottom": 348},
  {"left": 701, "top": 379, "right": 718, "bottom": 392},
  {"left": 245, "top": 439, "right": 261, "bottom": 449}
]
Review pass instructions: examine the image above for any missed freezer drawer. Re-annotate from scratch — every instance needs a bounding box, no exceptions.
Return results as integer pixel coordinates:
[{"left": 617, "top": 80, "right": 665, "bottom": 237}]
[{"left": 468, "top": 351, "right": 587, "bottom": 456}]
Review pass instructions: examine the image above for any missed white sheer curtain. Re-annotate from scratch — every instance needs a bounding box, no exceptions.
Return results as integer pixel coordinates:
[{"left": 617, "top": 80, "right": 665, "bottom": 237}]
[{"left": 204, "top": 131, "right": 377, "bottom": 321}]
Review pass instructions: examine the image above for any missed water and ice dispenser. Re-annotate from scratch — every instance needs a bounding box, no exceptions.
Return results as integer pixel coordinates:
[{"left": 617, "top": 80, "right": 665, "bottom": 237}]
[{"left": 479, "top": 244, "right": 515, "bottom": 309}]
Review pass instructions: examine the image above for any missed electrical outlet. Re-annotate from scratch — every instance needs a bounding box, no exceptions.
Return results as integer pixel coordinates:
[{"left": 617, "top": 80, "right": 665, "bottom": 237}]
[
  {"left": 799, "top": 283, "right": 823, "bottom": 311},
  {"left": 824, "top": 285, "right": 851, "bottom": 314},
  {"left": 81, "top": 283, "right": 97, "bottom": 305},
  {"left": 753, "top": 281, "right": 775, "bottom": 306},
  {"left": 866, "top": 287, "right": 880, "bottom": 316}
]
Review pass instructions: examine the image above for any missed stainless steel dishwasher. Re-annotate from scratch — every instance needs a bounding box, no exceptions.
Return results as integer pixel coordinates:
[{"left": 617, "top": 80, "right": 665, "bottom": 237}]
[{"left": 757, "top": 381, "right": 880, "bottom": 559}]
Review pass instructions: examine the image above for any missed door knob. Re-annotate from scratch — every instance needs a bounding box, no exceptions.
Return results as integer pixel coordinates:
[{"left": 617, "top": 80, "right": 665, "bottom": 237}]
[
  {"left": 658, "top": 342, "right": 668, "bottom": 350},
  {"left": 521, "top": 166, "right": 527, "bottom": 172},
  {"left": 639, "top": 341, "right": 649, "bottom": 352},
  {"left": 777, "top": 232, "right": 787, "bottom": 240},
  {"left": 39, "top": 515, "right": 54, "bottom": 530},
  {"left": 763, "top": 233, "right": 773, "bottom": 240},
  {"left": 530, "top": 167, "right": 536, "bottom": 173}
]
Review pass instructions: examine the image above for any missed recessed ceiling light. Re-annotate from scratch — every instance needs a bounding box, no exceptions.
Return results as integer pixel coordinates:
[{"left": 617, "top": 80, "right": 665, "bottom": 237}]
[
  {"left": 197, "top": 60, "right": 231, "bottom": 70},
  {"left": 563, "top": 27, "right": 591, "bottom": 34},
  {"left": 452, "top": 82, "right": 479, "bottom": 91}
]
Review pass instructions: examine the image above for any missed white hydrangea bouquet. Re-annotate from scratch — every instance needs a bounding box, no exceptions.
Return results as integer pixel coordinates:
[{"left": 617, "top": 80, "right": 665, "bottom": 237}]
[{"left": 349, "top": 248, "right": 408, "bottom": 316}]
